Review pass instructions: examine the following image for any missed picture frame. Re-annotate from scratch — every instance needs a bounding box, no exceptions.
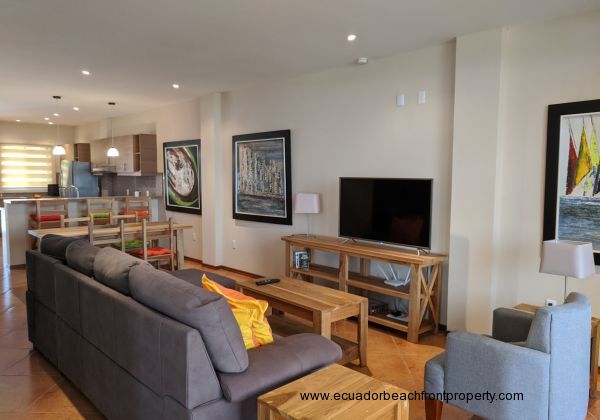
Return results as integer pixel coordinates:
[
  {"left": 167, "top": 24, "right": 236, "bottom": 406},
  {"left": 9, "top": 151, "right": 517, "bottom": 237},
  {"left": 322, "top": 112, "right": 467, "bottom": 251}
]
[
  {"left": 232, "top": 130, "right": 292, "bottom": 225},
  {"left": 163, "top": 139, "right": 201, "bottom": 215},
  {"left": 543, "top": 99, "right": 600, "bottom": 265}
]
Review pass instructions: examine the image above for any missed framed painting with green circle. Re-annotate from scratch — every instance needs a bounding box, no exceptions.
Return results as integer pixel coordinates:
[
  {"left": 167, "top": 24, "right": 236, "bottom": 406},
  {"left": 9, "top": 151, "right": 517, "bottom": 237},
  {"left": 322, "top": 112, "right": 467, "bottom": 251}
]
[{"left": 163, "top": 139, "right": 201, "bottom": 214}]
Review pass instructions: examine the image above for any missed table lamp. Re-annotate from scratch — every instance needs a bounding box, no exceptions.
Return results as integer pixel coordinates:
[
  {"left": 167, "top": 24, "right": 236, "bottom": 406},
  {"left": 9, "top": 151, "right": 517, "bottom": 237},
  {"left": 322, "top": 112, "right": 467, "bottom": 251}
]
[
  {"left": 294, "top": 193, "right": 320, "bottom": 237},
  {"left": 539, "top": 240, "right": 596, "bottom": 301}
]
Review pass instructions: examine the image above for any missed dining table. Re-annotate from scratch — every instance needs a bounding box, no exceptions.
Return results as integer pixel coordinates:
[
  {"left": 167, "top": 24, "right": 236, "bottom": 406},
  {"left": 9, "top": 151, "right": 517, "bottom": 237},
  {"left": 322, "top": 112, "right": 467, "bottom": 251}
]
[{"left": 27, "top": 222, "right": 192, "bottom": 269}]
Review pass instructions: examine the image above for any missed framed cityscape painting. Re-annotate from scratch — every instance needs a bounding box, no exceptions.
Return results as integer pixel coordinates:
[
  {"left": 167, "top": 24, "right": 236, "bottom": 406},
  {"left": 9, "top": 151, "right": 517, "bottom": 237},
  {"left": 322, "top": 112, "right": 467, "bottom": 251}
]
[
  {"left": 232, "top": 130, "right": 292, "bottom": 225},
  {"left": 543, "top": 99, "right": 600, "bottom": 265},
  {"left": 163, "top": 139, "right": 201, "bottom": 215}
]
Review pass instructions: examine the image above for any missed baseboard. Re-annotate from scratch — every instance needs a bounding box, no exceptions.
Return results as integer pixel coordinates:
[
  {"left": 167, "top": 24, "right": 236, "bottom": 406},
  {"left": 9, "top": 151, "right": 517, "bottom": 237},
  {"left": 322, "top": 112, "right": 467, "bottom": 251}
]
[{"left": 183, "top": 257, "right": 262, "bottom": 279}]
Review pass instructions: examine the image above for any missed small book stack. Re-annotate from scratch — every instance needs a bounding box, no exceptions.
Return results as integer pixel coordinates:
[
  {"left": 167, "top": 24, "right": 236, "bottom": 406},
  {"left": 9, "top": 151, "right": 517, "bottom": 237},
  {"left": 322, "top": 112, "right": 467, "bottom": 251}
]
[{"left": 293, "top": 251, "right": 310, "bottom": 270}]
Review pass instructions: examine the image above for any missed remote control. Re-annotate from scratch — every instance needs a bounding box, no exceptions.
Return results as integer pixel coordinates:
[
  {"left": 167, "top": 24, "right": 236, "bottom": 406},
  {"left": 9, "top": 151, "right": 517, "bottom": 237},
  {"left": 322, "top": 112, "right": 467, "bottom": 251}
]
[{"left": 255, "top": 278, "right": 280, "bottom": 286}]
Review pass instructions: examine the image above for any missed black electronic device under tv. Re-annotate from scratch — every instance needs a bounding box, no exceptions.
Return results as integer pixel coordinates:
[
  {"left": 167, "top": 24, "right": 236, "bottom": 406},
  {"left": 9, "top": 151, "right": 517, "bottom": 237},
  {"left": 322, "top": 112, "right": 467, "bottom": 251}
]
[{"left": 338, "top": 178, "right": 433, "bottom": 249}]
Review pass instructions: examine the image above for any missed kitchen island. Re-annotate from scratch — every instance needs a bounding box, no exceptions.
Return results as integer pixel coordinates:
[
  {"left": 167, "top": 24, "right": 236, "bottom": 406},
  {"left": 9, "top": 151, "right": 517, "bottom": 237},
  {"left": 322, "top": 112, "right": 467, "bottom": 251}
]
[{"left": 1, "top": 196, "right": 164, "bottom": 267}]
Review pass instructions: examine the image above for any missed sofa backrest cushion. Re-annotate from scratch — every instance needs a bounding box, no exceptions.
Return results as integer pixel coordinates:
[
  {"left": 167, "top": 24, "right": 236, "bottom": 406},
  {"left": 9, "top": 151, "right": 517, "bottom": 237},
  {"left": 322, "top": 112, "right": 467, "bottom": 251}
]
[
  {"left": 93, "top": 247, "right": 148, "bottom": 295},
  {"left": 129, "top": 264, "right": 249, "bottom": 373},
  {"left": 65, "top": 240, "right": 99, "bottom": 277},
  {"left": 40, "top": 235, "right": 81, "bottom": 261}
]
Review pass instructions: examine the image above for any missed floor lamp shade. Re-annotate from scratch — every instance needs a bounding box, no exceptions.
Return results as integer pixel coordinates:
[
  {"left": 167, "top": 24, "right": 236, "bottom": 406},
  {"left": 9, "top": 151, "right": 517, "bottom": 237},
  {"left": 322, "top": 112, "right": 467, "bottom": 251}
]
[
  {"left": 294, "top": 193, "right": 320, "bottom": 214},
  {"left": 539, "top": 240, "right": 596, "bottom": 279}
]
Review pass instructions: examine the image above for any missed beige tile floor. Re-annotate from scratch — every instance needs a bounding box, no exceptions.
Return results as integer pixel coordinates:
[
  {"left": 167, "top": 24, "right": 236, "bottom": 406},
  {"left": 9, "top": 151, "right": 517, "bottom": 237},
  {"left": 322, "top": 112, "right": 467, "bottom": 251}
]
[{"left": 1, "top": 259, "right": 599, "bottom": 419}]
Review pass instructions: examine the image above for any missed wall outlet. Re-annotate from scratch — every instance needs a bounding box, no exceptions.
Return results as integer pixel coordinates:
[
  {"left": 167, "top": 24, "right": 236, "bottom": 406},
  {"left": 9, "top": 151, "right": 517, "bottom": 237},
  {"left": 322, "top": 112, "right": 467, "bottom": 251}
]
[
  {"left": 192, "top": 231, "right": 197, "bottom": 241},
  {"left": 232, "top": 239, "right": 237, "bottom": 249},
  {"left": 418, "top": 90, "right": 427, "bottom": 104},
  {"left": 396, "top": 94, "right": 405, "bottom": 107},
  {"left": 545, "top": 298, "right": 558, "bottom": 307}
]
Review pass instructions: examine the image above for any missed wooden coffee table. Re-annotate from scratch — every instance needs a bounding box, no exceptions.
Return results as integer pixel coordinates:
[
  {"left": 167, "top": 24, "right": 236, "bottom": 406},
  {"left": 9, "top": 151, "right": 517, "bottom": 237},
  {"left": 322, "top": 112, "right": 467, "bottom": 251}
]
[
  {"left": 238, "top": 277, "right": 368, "bottom": 367},
  {"left": 258, "top": 364, "right": 409, "bottom": 420}
]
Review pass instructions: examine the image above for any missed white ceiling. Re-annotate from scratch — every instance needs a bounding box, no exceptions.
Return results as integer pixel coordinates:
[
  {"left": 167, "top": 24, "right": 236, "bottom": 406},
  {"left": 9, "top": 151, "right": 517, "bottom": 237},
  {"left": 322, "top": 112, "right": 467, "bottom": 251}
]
[{"left": 1, "top": 0, "right": 599, "bottom": 125}]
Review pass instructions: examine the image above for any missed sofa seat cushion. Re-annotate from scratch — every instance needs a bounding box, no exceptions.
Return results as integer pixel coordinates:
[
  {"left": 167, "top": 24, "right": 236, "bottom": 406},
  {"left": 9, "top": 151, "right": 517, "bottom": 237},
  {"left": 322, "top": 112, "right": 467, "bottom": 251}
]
[
  {"left": 171, "top": 269, "right": 237, "bottom": 289},
  {"left": 129, "top": 264, "right": 249, "bottom": 373},
  {"left": 424, "top": 352, "right": 445, "bottom": 395},
  {"left": 65, "top": 240, "right": 99, "bottom": 277},
  {"left": 218, "top": 333, "right": 342, "bottom": 402},
  {"left": 93, "top": 247, "right": 149, "bottom": 295}
]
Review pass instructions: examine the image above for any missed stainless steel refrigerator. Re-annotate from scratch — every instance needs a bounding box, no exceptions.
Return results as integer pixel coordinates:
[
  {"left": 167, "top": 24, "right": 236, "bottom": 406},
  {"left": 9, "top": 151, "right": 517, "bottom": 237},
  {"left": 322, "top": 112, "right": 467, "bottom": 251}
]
[{"left": 59, "top": 160, "right": 100, "bottom": 197}]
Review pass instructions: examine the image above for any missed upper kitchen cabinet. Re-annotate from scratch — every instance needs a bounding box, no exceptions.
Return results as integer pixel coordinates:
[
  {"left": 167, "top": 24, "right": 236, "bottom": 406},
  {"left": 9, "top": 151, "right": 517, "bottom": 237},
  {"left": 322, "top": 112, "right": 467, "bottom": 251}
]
[
  {"left": 59, "top": 143, "right": 91, "bottom": 162},
  {"left": 90, "top": 134, "right": 157, "bottom": 175}
]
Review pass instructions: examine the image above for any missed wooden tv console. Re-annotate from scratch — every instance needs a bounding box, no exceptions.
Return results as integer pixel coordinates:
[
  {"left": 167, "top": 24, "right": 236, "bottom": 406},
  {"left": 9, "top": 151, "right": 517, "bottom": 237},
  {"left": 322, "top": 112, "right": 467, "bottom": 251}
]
[{"left": 282, "top": 235, "right": 447, "bottom": 343}]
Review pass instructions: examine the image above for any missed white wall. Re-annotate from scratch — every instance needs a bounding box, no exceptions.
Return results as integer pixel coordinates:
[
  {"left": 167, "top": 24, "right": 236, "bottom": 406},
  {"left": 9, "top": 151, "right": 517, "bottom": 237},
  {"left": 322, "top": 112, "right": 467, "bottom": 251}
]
[
  {"left": 498, "top": 12, "right": 600, "bottom": 309},
  {"left": 447, "top": 11, "right": 600, "bottom": 332},
  {"left": 0, "top": 120, "right": 75, "bottom": 145},
  {"left": 218, "top": 43, "right": 456, "bottom": 320},
  {"left": 75, "top": 99, "right": 203, "bottom": 259}
]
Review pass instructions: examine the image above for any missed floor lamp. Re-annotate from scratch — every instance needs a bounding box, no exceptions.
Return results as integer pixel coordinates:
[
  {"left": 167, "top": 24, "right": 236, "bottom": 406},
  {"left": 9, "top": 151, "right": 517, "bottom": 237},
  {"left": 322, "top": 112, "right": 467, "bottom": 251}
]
[{"left": 539, "top": 240, "right": 596, "bottom": 302}]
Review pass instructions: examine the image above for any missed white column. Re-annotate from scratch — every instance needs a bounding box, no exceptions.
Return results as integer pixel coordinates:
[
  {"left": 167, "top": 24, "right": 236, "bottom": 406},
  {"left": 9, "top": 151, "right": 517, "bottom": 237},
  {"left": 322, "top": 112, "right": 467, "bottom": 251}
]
[
  {"left": 447, "top": 29, "right": 504, "bottom": 333},
  {"left": 200, "top": 93, "right": 223, "bottom": 266}
]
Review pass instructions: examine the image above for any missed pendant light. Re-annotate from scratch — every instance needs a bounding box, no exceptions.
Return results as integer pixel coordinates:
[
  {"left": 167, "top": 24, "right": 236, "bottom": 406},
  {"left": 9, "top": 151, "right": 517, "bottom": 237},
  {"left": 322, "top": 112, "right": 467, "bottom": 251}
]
[
  {"left": 106, "top": 101, "right": 119, "bottom": 157},
  {"left": 51, "top": 96, "right": 66, "bottom": 155}
]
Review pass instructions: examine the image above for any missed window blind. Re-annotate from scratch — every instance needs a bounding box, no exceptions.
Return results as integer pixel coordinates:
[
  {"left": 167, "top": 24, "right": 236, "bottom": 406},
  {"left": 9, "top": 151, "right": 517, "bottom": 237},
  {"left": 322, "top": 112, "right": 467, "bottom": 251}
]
[{"left": 0, "top": 144, "right": 54, "bottom": 189}]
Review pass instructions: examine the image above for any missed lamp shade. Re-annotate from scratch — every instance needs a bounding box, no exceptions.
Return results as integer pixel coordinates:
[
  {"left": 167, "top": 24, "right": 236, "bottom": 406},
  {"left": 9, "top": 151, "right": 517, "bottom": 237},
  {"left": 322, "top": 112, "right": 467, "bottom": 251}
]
[
  {"left": 52, "top": 145, "right": 66, "bottom": 156},
  {"left": 294, "top": 193, "right": 320, "bottom": 214},
  {"left": 106, "top": 147, "right": 119, "bottom": 157},
  {"left": 540, "top": 240, "right": 596, "bottom": 279}
]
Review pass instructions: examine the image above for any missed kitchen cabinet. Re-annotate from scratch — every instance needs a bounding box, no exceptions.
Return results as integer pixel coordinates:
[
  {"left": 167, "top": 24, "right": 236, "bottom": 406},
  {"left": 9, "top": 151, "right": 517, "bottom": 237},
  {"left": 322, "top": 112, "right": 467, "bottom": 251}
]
[
  {"left": 59, "top": 143, "right": 90, "bottom": 162},
  {"left": 90, "top": 134, "right": 157, "bottom": 175}
]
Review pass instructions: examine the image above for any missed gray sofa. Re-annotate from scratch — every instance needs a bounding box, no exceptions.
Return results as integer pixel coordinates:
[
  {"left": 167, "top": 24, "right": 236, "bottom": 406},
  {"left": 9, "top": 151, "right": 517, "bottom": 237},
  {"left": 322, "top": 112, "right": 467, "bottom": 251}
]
[
  {"left": 424, "top": 292, "right": 591, "bottom": 420},
  {"left": 26, "top": 235, "right": 341, "bottom": 420}
]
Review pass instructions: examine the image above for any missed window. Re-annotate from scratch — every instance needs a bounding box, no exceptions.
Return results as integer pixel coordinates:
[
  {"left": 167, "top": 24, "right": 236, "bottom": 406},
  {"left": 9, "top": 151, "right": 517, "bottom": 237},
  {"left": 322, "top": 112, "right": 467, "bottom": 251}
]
[{"left": 0, "top": 144, "right": 54, "bottom": 189}]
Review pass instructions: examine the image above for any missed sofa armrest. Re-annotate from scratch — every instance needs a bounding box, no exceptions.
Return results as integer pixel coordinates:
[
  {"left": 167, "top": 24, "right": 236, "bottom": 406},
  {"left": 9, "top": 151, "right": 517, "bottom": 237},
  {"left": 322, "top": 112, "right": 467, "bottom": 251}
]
[
  {"left": 217, "top": 333, "right": 341, "bottom": 402},
  {"left": 492, "top": 308, "right": 534, "bottom": 343},
  {"left": 444, "top": 331, "right": 550, "bottom": 419}
]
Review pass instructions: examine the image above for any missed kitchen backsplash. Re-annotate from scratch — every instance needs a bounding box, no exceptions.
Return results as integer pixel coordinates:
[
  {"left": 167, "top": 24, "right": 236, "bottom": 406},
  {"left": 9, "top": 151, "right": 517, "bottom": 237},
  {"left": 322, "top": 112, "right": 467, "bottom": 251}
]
[{"left": 100, "top": 174, "right": 164, "bottom": 197}]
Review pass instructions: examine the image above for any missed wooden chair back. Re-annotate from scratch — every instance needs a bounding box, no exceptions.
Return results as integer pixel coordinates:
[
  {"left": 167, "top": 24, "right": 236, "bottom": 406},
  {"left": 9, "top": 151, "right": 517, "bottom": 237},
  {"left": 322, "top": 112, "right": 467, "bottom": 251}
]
[
  {"left": 125, "top": 196, "right": 152, "bottom": 222},
  {"left": 87, "top": 219, "right": 126, "bottom": 249},
  {"left": 138, "top": 218, "right": 174, "bottom": 270},
  {"left": 33, "top": 200, "right": 68, "bottom": 229},
  {"left": 86, "top": 198, "right": 114, "bottom": 225}
]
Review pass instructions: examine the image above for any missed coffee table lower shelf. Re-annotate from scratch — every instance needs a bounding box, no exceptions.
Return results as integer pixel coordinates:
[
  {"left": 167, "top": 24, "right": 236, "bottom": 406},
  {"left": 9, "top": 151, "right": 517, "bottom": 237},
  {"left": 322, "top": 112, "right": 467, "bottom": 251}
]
[{"left": 268, "top": 314, "right": 359, "bottom": 366}]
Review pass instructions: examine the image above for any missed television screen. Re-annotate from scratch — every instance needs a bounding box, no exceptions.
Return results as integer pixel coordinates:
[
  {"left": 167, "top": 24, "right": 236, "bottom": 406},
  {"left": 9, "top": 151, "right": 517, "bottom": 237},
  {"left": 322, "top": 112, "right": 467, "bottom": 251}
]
[{"left": 339, "top": 178, "right": 432, "bottom": 248}]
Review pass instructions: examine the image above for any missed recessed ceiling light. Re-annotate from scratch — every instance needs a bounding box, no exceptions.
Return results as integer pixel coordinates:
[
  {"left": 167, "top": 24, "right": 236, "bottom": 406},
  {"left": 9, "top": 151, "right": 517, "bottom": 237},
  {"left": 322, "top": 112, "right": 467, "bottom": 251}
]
[
  {"left": 53, "top": 113, "right": 60, "bottom": 117},
  {"left": 48, "top": 121, "right": 54, "bottom": 125},
  {"left": 81, "top": 69, "right": 91, "bottom": 76},
  {"left": 356, "top": 57, "right": 369, "bottom": 65},
  {"left": 172, "top": 83, "right": 180, "bottom": 89},
  {"left": 73, "top": 106, "right": 79, "bottom": 111},
  {"left": 44, "top": 117, "right": 50, "bottom": 121},
  {"left": 347, "top": 34, "right": 357, "bottom": 42},
  {"left": 15, "top": 119, "right": 20, "bottom": 122}
]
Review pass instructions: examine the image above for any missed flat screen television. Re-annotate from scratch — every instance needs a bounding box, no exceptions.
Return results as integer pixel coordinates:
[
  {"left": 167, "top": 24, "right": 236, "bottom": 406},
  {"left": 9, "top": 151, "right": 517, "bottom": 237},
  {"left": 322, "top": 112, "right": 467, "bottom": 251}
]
[{"left": 339, "top": 178, "right": 432, "bottom": 248}]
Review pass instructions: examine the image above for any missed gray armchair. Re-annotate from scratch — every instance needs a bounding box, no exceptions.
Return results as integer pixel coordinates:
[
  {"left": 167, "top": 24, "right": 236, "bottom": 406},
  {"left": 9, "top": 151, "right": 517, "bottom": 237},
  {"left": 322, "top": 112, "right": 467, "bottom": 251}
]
[{"left": 425, "top": 293, "right": 591, "bottom": 420}]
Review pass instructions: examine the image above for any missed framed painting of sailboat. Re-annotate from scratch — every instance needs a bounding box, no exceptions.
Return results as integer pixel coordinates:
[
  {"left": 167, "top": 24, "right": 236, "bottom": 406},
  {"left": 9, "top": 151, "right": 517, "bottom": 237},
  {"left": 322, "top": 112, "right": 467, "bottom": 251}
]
[{"left": 543, "top": 99, "right": 600, "bottom": 265}]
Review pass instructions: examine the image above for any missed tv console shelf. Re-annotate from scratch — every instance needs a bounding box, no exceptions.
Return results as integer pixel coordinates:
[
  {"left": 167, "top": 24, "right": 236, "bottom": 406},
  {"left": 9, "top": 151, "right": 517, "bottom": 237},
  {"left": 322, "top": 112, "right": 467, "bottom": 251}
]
[{"left": 282, "top": 235, "right": 447, "bottom": 343}]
